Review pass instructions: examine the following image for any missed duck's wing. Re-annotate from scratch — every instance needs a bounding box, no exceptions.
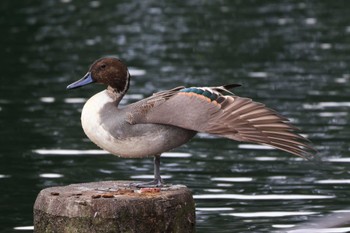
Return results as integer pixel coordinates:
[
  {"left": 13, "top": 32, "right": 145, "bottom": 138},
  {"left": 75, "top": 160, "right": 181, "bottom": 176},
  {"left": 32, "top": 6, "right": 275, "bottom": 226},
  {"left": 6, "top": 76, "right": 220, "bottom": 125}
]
[{"left": 127, "top": 85, "right": 315, "bottom": 158}]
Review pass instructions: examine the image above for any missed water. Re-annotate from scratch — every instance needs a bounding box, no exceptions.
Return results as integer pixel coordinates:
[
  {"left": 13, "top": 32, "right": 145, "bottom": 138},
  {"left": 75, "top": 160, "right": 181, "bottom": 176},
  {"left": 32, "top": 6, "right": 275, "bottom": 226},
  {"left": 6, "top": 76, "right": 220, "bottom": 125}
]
[{"left": 1, "top": 0, "right": 350, "bottom": 232}]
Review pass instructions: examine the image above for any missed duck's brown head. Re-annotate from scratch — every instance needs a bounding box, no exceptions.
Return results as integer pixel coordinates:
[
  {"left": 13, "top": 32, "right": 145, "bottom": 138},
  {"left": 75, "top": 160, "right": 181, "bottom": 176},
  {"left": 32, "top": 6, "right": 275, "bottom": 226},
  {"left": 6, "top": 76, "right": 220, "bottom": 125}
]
[{"left": 67, "top": 57, "right": 130, "bottom": 94}]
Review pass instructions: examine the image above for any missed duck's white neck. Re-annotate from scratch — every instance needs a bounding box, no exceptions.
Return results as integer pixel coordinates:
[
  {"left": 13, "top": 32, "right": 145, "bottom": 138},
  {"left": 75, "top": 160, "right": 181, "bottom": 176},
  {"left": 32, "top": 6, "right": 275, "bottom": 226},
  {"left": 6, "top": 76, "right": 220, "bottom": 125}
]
[
  {"left": 106, "top": 71, "right": 130, "bottom": 105},
  {"left": 106, "top": 86, "right": 125, "bottom": 106}
]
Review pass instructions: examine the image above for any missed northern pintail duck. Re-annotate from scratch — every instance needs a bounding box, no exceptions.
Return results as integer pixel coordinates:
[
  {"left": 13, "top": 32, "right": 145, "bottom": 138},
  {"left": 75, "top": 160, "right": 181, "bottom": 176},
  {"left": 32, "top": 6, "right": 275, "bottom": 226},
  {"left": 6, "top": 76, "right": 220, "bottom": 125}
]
[{"left": 67, "top": 57, "right": 315, "bottom": 187}]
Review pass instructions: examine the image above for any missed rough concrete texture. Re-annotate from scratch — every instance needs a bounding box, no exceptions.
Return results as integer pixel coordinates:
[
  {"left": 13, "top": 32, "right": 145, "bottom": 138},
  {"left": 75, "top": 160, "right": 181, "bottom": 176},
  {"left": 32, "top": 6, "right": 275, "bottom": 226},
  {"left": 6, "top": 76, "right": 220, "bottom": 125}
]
[{"left": 34, "top": 181, "right": 195, "bottom": 233}]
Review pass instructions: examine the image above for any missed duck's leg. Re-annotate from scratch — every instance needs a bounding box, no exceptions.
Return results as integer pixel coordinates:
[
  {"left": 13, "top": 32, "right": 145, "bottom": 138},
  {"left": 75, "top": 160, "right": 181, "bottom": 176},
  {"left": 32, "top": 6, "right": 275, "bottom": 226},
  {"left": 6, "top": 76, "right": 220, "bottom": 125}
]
[{"left": 132, "top": 154, "right": 163, "bottom": 188}]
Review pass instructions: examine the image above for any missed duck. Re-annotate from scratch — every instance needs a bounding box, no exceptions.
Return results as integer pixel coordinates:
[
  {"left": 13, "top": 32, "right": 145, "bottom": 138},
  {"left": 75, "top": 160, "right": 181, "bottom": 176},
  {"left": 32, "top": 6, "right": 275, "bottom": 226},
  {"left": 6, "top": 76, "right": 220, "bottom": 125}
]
[{"left": 67, "top": 57, "right": 315, "bottom": 187}]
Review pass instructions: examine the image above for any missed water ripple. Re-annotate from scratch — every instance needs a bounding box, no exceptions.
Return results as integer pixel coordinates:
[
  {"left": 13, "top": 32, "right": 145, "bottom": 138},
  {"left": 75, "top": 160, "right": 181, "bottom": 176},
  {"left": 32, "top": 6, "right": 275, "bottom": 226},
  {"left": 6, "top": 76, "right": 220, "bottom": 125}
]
[
  {"left": 33, "top": 149, "right": 109, "bottom": 155},
  {"left": 197, "top": 207, "right": 234, "bottom": 212},
  {"left": 288, "top": 227, "right": 350, "bottom": 233},
  {"left": 194, "top": 194, "right": 334, "bottom": 200},
  {"left": 315, "top": 179, "right": 350, "bottom": 184},
  {"left": 40, "top": 97, "right": 55, "bottom": 103},
  {"left": 13, "top": 226, "right": 34, "bottom": 231},
  {"left": 211, "top": 177, "right": 253, "bottom": 182},
  {"left": 326, "top": 158, "right": 350, "bottom": 163},
  {"left": 162, "top": 152, "right": 192, "bottom": 158},
  {"left": 39, "top": 173, "right": 64, "bottom": 178},
  {"left": 130, "top": 174, "right": 172, "bottom": 179},
  {"left": 303, "top": 102, "right": 350, "bottom": 110},
  {"left": 64, "top": 98, "right": 86, "bottom": 104},
  {"left": 238, "top": 144, "right": 275, "bottom": 150},
  {"left": 224, "top": 211, "right": 317, "bottom": 217}
]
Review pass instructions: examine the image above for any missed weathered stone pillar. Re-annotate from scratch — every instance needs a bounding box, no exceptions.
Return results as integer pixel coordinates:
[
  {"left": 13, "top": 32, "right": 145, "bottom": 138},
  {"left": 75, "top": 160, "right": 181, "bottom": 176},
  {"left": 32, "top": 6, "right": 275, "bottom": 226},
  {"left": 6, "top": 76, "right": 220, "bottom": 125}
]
[{"left": 34, "top": 181, "right": 195, "bottom": 233}]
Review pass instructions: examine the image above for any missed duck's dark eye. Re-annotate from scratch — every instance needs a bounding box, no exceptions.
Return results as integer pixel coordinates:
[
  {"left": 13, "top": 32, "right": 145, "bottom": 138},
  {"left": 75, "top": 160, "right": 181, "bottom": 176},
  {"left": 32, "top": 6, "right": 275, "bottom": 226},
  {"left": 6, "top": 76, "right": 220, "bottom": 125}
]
[{"left": 100, "top": 64, "right": 106, "bottom": 69}]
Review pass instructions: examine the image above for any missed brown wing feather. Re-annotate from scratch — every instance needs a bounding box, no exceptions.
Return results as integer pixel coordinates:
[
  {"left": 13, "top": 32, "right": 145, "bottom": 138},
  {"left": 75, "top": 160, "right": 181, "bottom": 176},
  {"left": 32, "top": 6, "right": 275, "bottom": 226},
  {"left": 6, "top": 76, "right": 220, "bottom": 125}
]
[{"left": 128, "top": 87, "right": 315, "bottom": 158}]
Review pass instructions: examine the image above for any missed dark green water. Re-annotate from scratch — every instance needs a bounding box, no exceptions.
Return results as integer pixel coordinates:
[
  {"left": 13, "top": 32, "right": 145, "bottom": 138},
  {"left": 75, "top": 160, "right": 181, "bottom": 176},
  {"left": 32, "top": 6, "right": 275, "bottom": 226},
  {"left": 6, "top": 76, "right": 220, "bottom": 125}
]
[{"left": 1, "top": 0, "right": 350, "bottom": 232}]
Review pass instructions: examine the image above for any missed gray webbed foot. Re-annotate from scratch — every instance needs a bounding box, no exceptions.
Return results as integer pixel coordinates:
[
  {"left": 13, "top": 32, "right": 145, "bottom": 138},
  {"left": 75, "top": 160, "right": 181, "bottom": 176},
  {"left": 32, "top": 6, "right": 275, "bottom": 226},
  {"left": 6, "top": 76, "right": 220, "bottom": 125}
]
[
  {"left": 131, "top": 179, "right": 163, "bottom": 188},
  {"left": 130, "top": 154, "right": 163, "bottom": 188}
]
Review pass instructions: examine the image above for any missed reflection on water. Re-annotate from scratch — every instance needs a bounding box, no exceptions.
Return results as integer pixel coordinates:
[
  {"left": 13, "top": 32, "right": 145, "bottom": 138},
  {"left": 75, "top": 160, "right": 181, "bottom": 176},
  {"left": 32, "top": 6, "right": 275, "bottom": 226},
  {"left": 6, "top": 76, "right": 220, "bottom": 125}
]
[
  {"left": 33, "top": 149, "right": 109, "bottom": 155},
  {"left": 1, "top": 0, "right": 350, "bottom": 232},
  {"left": 289, "top": 228, "right": 350, "bottom": 233},
  {"left": 194, "top": 194, "right": 334, "bottom": 200},
  {"left": 13, "top": 226, "right": 34, "bottom": 231},
  {"left": 38, "top": 173, "right": 64, "bottom": 179},
  {"left": 225, "top": 211, "right": 317, "bottom": 218}
]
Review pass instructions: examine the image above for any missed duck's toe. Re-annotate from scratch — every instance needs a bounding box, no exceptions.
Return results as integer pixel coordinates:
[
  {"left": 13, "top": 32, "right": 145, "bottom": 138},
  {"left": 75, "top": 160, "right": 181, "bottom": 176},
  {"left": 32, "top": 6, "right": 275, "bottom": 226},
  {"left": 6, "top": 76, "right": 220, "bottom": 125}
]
[{"left": 130, "top": 179, "right": 163, "bottom": 188}]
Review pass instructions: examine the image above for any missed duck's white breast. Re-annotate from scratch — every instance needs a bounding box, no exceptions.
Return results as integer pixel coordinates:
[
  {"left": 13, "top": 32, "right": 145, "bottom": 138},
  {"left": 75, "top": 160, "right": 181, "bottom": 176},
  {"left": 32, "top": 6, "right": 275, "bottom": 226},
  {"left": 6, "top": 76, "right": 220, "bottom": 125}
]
[
  {"left": 81, "top": 91, "right": 143, "bottom": 158},
  {"left": 81, "top": 90, "right": 195, "bottom": 158}
]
